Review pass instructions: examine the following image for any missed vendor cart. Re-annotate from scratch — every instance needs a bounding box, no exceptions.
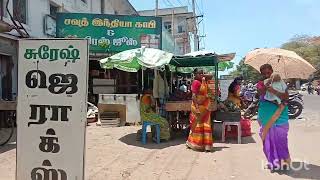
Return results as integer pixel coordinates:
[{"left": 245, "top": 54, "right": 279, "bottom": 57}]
[{"left": 166, "top": 53, "right": 235, "bottom": 132}]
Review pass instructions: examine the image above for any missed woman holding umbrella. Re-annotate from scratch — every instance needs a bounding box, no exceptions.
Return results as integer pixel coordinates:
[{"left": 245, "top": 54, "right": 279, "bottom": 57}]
[
  {"left": 245, "top": 48, "right": 316, "bottom": 171},
  {"left": 256, "top": 64, "right": 290, "bottom": 170}
]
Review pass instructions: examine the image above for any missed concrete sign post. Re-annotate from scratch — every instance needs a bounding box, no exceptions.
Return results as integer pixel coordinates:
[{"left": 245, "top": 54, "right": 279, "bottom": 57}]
[{"left": 17, "top": 39, "right": 88, "bottom": 180}]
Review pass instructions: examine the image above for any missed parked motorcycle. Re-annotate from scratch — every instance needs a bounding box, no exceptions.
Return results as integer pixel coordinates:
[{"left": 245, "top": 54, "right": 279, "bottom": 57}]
[
  {"left": 240, "top": 85, "right": 257, "bottom": 110},
  {"left": 316, "top": 86, "right": 320, "bottom": 95},
  {"left": 243, "top": 92, "right": 304, "bottom": 119},
  {"left": 243, "top": 98, "right": 259, "bottom": 119},
  {"left": 288, "top": 92, "right": 303, "bottom": 119}
]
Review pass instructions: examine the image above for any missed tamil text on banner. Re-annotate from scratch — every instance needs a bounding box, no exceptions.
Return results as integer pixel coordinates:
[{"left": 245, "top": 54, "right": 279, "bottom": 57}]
[
  {"left": 56, "top": 13, "right": 162, "bottom": 53},
  {"left": 17, "top": 39, "right": 88, "bottom": 180}
]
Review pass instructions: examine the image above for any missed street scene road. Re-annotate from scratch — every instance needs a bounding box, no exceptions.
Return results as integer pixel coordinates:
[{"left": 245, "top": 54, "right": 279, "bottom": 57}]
[
  {"left": 1, "top": 94, "right": 319, "bottom": 180},
  {"left": 1, "top": 1, "right": 320, "bottom": 180}
]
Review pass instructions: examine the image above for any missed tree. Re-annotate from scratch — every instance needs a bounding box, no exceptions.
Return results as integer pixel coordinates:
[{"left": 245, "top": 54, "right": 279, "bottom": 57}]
[
  {"left": 281, "top": 35, "right": 320, "bottom": 78},
  {"left": 230, "top": 58, "right": 261, "bottom": 82}
]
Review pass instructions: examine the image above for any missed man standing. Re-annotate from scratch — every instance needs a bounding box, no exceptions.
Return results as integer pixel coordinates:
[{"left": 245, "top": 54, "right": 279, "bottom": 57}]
[{"left": 153, "top": 70, "right": 169, "bottom": 117}]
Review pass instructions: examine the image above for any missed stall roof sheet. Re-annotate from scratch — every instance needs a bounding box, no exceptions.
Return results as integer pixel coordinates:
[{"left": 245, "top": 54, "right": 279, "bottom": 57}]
[{"left": 170, "top": 53, "right": 235, "bottom": 67}]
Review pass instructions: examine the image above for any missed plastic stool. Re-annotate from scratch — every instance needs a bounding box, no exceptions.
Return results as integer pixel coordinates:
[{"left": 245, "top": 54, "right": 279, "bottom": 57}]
[
  {"left": 142, "top": 121, "right": 160, "bottom": 144},
  {"left": 222, "top": 121, "right": 241, "bottom": 144}
]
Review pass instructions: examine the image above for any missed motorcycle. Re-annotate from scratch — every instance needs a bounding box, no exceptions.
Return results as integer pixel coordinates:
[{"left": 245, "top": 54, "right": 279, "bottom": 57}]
[
  {"left": 316, "top": 86, "right": 320, "bottom": 95},
  {"left": 243, "top": 92, "right": 304, "bottom": 119},
  {"left": 240, "top": 86, "right": 257, "bottom": 110},
  {"left": 288, "top": 92, "right": 303, "bottom": 119},
  {"left": 243, "top": 97, "right": 259, "bottom": 119}
]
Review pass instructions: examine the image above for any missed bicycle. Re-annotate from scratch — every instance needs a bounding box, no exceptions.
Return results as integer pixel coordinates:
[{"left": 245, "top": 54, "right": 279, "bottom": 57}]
[{"left": 0, "top": 110, "right": 16, "bottom": 146}]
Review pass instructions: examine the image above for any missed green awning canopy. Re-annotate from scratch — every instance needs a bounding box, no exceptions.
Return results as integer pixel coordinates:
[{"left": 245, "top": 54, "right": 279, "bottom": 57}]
[
  {"left": 170, "top": 53, "right": 235, "bottom": 68},
  {"left": 170, "top": 55, "right": 219, "bottom": 67},
  {"left": 100, "top": 49, "right": 235, "bottom": 72}
]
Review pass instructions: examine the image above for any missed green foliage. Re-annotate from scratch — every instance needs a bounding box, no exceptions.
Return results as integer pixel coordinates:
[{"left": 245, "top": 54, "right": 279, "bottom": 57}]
[
  {"left": 230, "top": 58, "right": 261, "bottom": 82},
  {"left": 281, "top": 35, "right": 320, "bottom": 78},
  {"left": 281, "top": 35, "right": 320, "bottom": 70}
]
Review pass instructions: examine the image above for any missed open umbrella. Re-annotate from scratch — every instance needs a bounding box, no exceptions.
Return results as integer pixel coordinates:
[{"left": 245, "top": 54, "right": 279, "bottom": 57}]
[
  {"left": 99, "top": 47, "right": 173, "bottom": 72},
  {"left": 245, "top": 48, "right": 316, "bottom": 79}
]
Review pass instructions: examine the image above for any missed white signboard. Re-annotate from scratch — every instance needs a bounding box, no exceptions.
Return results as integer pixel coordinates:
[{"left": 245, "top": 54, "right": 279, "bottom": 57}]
[
  {"left": 219, "top": 79, "right": 233, "bottom": 101},
  {"left": 17, "top": 39, "right": 88, "bottom": 180}
]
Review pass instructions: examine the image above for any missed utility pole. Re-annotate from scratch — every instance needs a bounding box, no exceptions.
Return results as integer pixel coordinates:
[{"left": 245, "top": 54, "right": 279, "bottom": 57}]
[
  {"left": 171, "top": 10, "right": 174, "bottom": 36},
  {"left": 192, "top": 0, "right": 198, "bottom": 51},
  {"left": 172, "top": 10, "right": 176, "bottom": 53},
  {"left": 155, "top": 0, "right": 159, "bottom": 16},
  {"left": 198, "top": 35, "right": 206, "bottom": 50}
]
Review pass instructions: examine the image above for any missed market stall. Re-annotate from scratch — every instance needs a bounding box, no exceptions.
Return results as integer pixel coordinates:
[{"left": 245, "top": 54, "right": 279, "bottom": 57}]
[
  {"left": 166, "top": 52, "right": 235, "bottom": 131},
  {"left": 98, "top": 47, "right": 174, "bottom": 126},
  {"left": 98, "top": 48, "right": 234, "bottom": 128}
]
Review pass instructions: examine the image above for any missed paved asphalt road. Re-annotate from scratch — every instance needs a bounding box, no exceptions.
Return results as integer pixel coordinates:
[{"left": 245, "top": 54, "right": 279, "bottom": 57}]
[
  {"left": 302, "top": 93, "right": 320, "bottom": 112},
  {"left": 298, "top": 93, "right": 320, "bottom": 125},
  {"left": 0, "top": 93, "right": 320, "bottom": 180}
]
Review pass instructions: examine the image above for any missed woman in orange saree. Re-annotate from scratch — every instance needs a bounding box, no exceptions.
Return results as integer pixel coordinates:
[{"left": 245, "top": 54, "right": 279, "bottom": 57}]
[{"left": 186, "top": 69, "right": 213, "bottom": 151}]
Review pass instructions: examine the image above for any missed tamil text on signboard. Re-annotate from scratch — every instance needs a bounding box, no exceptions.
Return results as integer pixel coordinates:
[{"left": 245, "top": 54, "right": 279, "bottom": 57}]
[
  {"left": 56, "top": 13, "right": 162, "bottom": 53},
  {"left": 17, "top": 39, "right": 88, "bottom": 180}
]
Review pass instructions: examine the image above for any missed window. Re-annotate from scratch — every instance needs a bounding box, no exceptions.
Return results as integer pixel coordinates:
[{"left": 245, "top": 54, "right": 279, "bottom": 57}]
[
  {"left": 13, "top": 0, "right": 27, "bottom": 24},
  {"left": 178, "top": 25, "right": 185, "bottom": 33},
  {"left": 164, "top": 22, "right": 172, "bottom": 33},
  {"left": 50, "top": 3, "right": 59, "bottom": 18}
]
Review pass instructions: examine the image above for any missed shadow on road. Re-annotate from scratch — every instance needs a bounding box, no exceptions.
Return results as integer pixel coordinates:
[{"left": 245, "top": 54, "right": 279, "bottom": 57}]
[
  {"left": 119, "top": 132, "right": 186, "bottom": 149},
  {"left": 119, "top": 132, "right": 231, "bottom": 153},
  {"left": 217, "top": 135, "right": 257, "bottom": 144},
  {"left": 0, "top": 143, "right": 16, "bottom": 154},
  {"left": 273, "top": 162, "right": 320, "bottom": 180}
]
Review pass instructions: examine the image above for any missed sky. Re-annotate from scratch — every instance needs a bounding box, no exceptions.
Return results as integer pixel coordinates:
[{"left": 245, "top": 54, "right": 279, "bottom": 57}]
[{"left": 129, "top": 0, "right": 320, "bottom": 73}]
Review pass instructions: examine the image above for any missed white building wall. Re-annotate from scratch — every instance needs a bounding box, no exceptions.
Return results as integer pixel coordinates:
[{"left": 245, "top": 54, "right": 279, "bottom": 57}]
[
  {"left": 107, "top": 0, "right": 138, "bottom": 15},
  {"left": 0, "top": 0, "right": 136, "bottom": 98},
  {"left": 3, "top": 0, "right": 136, "bottom": 38},
  {"left": 139, "top": 6, "right": 193, "bottom": 55}
]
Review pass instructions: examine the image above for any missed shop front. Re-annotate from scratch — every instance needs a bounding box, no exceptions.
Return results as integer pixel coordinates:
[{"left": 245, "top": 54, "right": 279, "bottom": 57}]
[
  {"left": 56, "top": 13, "right": 163, "bottom": 125},
  {"left": 0, "top": 33, "right": 18, "bottom": 128},
  {"left": 0, "top": 34, "right": 17, "bottom": 101}
]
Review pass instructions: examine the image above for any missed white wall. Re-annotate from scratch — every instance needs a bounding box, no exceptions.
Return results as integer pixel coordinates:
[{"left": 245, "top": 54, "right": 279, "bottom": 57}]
[
  {"left": 139, "top": 7, "right": 193, "bottom": 55},
  {"left": 107, "top": 0, "right": 138, "bottom": 15},
  {"left": 3, "top": 0, "right": 138, "bottom": 38},
  {"left": 139, "top": 6, "right": 189, "bottom": 16}
]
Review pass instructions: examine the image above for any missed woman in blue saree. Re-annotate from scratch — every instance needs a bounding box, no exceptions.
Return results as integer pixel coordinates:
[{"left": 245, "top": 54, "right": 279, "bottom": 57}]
[{"left": 257, "top": 64, "right": 291, "bottom": 170}]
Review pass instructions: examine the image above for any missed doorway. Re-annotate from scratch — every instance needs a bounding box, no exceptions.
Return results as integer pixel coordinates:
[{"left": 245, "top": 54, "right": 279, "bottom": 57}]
[{"left": 0, "top": 54, "right": 13, "bottom": 100}]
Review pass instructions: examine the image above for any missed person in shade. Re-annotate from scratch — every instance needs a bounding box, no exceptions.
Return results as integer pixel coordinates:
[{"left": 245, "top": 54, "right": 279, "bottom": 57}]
[
  {"left": 256, "top": 64, "right": 291, "bottom": 171},
  {"left": 227, "top": 76, "right": 243, "bottom": 108},
  {"left": 137, "top": 89, "right": 170, "bottom": 141},
  {"left": 186, "top": 69, "right": 213, "bottom": 152}
]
